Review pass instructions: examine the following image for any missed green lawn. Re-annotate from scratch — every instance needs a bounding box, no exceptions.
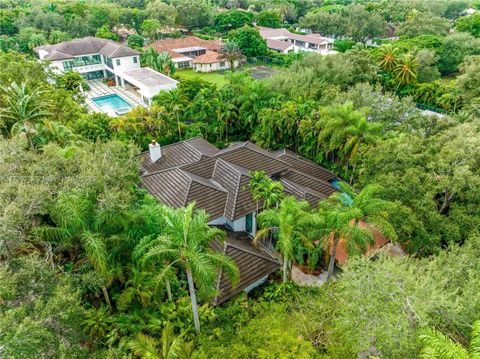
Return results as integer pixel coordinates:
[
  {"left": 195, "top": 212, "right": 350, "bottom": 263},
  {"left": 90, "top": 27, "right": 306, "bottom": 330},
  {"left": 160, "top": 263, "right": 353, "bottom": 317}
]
[{"left": 175, "top": 69, "right": 229, "bottom": 87}]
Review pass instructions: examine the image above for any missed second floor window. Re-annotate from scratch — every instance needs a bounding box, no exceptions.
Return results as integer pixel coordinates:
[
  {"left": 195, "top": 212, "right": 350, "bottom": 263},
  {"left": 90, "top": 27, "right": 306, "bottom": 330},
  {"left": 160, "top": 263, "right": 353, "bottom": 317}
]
[
  {"left": 116, "top": 59, "right": 121, "bottom": 66},
  {"left": 133, "top": 57, "right": 138, "bottom": 63}
]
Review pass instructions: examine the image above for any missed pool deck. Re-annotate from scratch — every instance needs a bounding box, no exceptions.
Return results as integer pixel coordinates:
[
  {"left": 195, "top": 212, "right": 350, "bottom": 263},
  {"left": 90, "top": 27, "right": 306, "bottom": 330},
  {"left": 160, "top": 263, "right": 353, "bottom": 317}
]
[{"left": 84, "top": 80, "right": 145, "bottom": 115}]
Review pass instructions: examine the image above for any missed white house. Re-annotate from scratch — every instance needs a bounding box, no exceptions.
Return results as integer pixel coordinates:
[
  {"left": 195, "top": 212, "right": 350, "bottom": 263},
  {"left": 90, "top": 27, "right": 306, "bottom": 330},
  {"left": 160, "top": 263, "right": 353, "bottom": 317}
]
[
  {"left": 192, "top": 52, "right": 239, "bottom": 73},
  {"left": 259, "top": 27, "right": 335, "bottom": 55},
  {"left": 34, "top": 37, "right": 178, "bottom": 105}
]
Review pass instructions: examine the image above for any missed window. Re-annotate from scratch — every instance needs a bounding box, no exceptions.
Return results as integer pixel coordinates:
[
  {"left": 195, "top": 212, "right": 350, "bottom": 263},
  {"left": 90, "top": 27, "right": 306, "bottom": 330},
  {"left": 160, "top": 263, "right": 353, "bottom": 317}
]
[
  {"left": 177, "top": 61, "right": 190, "bottom": 69},
  {"left": 63, "top": 60, "right": 74, "bottom": 71},
  {"left": 105, "top": 57, "right": 113, "bottom": 69},
  {"left": 220, "top": 62, "right": 226, "bottom": 67},
  {"left": 133, "top": 56, "right": 138, "bottom": 64},
  {"left": 116, "top": 59, "right": 121, "bottom": 66}
]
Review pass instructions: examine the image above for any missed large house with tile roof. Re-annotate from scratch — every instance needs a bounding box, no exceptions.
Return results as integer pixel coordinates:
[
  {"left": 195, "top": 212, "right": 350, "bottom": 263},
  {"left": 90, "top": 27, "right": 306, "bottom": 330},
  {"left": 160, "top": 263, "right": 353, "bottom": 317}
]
[
  {"left": 149, "top": 36, "right": 239, "bottom": 72},
  {"left": 140, "top": 137, "right": 339, "bottom": 303},
  {"left": 34, "top": 37, "right": 178, "bottom": 105}
]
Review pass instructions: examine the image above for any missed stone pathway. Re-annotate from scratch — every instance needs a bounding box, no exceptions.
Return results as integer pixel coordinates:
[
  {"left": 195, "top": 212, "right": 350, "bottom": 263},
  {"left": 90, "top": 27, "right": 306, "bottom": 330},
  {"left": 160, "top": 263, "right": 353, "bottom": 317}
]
[{"left": 291, "top": 265, "right": 334, "bottom": 287}]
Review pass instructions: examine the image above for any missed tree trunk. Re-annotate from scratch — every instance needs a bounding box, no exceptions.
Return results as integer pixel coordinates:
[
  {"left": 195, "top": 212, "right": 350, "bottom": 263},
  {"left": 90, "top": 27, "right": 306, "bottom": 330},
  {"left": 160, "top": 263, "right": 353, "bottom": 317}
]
[
  {"left": 282, "top": 256, "right": 288, "bottom": 283},
  {"left": 326, "top": 238, "right": 338, "bottom": 282},
  {"left": 177, "top": 114, "right": 182, "bottom": 140},
  {"left": 102, "top": 286, "right": 112, "bottom": 308},
  {"left": 166, "top": 279, "right": 172, "bottom": 301},
  {"left": 186, "top": 266, "right": 201, "bottom": 334}
]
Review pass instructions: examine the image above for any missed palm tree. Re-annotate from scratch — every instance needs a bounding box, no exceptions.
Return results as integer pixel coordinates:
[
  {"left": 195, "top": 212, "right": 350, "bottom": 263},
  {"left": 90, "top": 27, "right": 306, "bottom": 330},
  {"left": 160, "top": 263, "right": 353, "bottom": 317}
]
[
  {"left": 248, "top": 170, "right": 268, "bottom": 213},
  {"left": 262, "top": 180, "right": 285, "bottom": 209},
  {"left": 394, "top": 53, "right": 418, "bottom": 85},
  {"left": 317, "top": 201, "right": 373, "bottom": 281},
  {"left": 334, "top": 183, "right": 397, "bottom": 240},
  {"left": 141, "top": 47, "right": 160, "bottom": 69},
  {"left": 219, "top": 40, "right": 244, "bottom": 72},
  {"left": 255, "top": 196, "right": 311, "bottom": 283},
  {"left": 0, "top": 82, "right": 51, "bottom": 148},
  {"left": 128, "top": 322, "right": 193, "bottom": 359},
  {"left": 139, "top": 203, "right": 239, "bottom": 334},
  {"left": 154, "top": 89, "right": 187, "bottom": 140},
  {"left": 247, "top": 170, "right": 285, "bottom": 212},
  {"left": 37, "top": 191, "right": 116, "bottom": 307},
  {"left": 156, "top": 51, "right": 176, "bottom": 76},
  {"left": 419, "top": 320, "right": 480, "bottom": 358},
  {"left": 377, "top": 43, "right": 399, "bottom": 72},
  {"left": 319, "top": 183, "right": 397, "bottom": 281}
]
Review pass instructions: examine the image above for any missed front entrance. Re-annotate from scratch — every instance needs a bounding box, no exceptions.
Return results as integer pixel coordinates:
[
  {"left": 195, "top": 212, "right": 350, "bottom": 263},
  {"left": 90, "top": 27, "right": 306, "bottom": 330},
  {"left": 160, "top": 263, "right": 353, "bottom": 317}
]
[{"left": 245, "top": 213, "right": 253, "bottom": 234}]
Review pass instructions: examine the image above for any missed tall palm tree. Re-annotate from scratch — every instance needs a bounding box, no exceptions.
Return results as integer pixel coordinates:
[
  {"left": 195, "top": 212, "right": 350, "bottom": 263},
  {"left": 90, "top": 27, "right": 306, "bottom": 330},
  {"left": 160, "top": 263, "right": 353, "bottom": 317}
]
[
  {"left": 156, "top": 51, "right": 176, "bottom": 76},
  {"left": 219, "top": 40, "right": 244, "bottom": 72},
  {"left": 247, "top": 170, "right": 284, "bottom": 211},
  {"left": 316, "top": 201, "right": 373, "bottom": 281},
  {"left": 0, "top": 82, "right": 51, "bottom": 148},
  {"left": 128, "top": 322, "right": 193, "bottom": 359},
  {"left": 141, "top": 47, "right": 160, "bottom": 69},
  {"left": 154, "top": 89, "right": 187, "bottom": 140},
  {"left": 262, "top": 180, "right": 285, "bottom": 209},
  {"left": 248, "top": 170, "right": 268, "bottom": 213},
  {"left": 319, "top": 183, "right": 397, "bottom": 281},
  {"left": 139, "top": 203, "right": 239, "bottom": 334},
  {"left": 394, "top": 53, "right": 418, "bottom": 85},
  {"left": 377, "top": 43, "right": 399, "bottom": 72},
  {"left": 255, "top": 196, "right": 311, "bottom": 283},
  {"left": 419, "top": 320, "right": 480, "bottom": 358},
  {"left": 334, "top": 183, "right": 397, "bottom": 240}
]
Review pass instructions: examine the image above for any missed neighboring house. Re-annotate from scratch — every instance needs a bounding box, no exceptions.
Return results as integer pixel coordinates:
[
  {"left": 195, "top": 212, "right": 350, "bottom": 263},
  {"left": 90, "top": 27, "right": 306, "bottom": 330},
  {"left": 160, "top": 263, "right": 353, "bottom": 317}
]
[
  {"left": 259, "top": 27, "right": 335, "bottom": 55},
  {"left": 192, "top": 52, "right": 239, "bottom": 73},
  {"left": 140, "top": 137, "right": 338, "bottom": 303},
  {"left": 149, "top": 36, "right": 223, "bottom": 69},
  {"left": 34, "top": 37, "right": 178, "bottom": 105}
]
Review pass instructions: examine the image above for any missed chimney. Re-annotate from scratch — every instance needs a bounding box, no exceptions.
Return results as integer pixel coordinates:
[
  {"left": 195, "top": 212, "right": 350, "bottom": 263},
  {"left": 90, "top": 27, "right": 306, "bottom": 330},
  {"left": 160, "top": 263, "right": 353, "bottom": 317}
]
[{"left": 149, "top": 140, "right": 161, "bottom": 162}]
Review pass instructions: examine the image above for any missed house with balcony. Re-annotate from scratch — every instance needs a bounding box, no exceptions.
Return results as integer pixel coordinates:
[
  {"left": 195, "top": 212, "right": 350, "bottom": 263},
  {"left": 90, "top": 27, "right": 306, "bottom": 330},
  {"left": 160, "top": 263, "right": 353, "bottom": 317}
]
[
  {"left": 140, "top": 137, "right": 339, "bottom": 303},
  {"left": 259, "top": 27, "right": 335, "bottom": 55},
  {"left": 34, "top": 37, "right": 177, "bottom": 106}
]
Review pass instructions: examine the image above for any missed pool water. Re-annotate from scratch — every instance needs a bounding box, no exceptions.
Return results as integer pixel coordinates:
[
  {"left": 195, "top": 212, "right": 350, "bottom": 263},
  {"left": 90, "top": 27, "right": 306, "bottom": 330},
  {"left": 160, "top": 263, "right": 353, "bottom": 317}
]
[{"left": 92, "top": 94, "right": 133, "bottom": 116}]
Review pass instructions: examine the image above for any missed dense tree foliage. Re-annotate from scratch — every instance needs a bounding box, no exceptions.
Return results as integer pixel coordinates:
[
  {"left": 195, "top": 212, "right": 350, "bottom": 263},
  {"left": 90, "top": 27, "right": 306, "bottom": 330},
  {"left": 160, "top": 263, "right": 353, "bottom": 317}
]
[{"left": 1, "top": 1, "right": 480, "bottom": 358}]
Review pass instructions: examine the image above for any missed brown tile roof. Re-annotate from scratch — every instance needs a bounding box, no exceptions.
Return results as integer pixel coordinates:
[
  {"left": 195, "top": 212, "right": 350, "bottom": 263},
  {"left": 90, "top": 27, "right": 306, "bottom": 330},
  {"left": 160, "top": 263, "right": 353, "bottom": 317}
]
[
  {"left": 266, "top": 38, "right": 293, "bottom": 51},
  {"left": 140, "top": 137, "right": 338, "bottom": 221},
  {"left": 34, "top": 37, "right": 140, "bottom": 60},
  {"left": 273, "top": 149, "right": 337, "bottom": 182},
  {"left": 192, "top": 51, "right": 223, "bottom": 64},
  {"left": 212, "top": 230, "right": 281, "bottom": 305}
]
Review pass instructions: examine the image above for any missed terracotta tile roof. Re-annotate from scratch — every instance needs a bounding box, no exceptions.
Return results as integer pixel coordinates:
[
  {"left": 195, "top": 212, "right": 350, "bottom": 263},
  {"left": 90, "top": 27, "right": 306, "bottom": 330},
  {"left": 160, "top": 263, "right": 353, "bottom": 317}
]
[
  {"left": 192, "top": 51, "right": 223, "bottom": 64},
  {"left": 330, "top": 221, "right": 390, "bottom": 264},
  {"left": 150, "top": 36, "right": 222, "bottom": 55}
]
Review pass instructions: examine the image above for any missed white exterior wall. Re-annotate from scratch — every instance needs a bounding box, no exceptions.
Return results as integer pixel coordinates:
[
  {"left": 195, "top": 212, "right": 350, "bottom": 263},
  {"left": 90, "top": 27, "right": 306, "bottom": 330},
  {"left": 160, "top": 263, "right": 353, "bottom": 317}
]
[
  {"left": 193, "top": 60, "right": 239, "bottom": 73},
  {"left": 208, "top": 212, "right": 256, "bottom": 236},
  {"left": 111, "top": 55, "right": 141, "bottom": 72},
  {"left": 208, "top": 216, "right": 227, "bottom": 226}
]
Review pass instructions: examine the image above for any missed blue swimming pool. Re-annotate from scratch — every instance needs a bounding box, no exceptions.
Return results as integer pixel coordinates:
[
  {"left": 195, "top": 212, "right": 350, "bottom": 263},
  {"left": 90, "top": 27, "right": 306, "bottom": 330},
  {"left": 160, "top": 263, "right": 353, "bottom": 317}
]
[{"left": 92, "top": 94, "right": 133, "bottom": 116}]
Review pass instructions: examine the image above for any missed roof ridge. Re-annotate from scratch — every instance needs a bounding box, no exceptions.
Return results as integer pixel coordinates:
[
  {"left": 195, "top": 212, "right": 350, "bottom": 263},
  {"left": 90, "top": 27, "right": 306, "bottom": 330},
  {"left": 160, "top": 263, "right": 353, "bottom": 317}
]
[{"left": 224, "top": 240, "right": 281, "bottom": 263}]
